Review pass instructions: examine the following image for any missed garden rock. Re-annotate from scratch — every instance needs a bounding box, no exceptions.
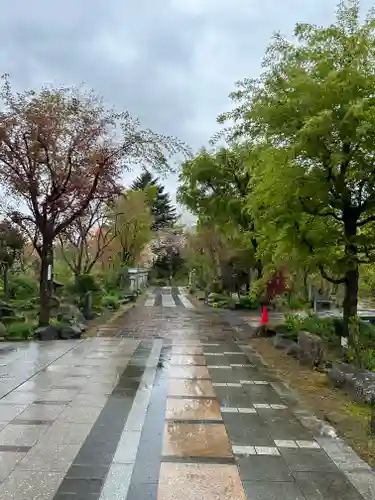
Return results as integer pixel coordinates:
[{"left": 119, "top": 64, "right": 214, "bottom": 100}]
[
  {"left": 35, "top": 325, "right": 59, "bottom": 341},
  {"left": 57, "top": 303, "right": 86, "bottom": 324},
  {"left": 298, "top": 331, "right": 325, "bottom": 368},
  {"left": 0, "top": 301, "right": 15, "bottom": 318},
  {"left": 327, "top": 362, "right": 375, "bottom": 405},
  {"left": 273, "top": 333, "right": 293, "bottom": 349},
  {"left": 286, "top": 341, "right": 302, "bottom": 359},
  {"left": 59, "top": 325, "right": 82, "bottom": 340},
  {"left": 272, "top": 334, "right": 301, "bottom": 359}
]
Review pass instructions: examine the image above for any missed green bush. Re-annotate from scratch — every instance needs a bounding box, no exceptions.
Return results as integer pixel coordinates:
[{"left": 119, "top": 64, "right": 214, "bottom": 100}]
[
  {"left": 0, "top": 322, "right": 6, "bottom": 336},
  {"left": 10, "top": 298, "right": 36, "bottom": 311},
  {"left": 72, "top": 274, "right": 101, "bottom": 295},
  {"left": 273, "top": 323, "right": 298, "bottom": 341},
  {"left": 8, "top": 274, "right": 38, "bottom": 300},
  {"left": 50, "top": 318, "right": 69, "bottom": 332},
  {"left": 101, "top": 295, "right": 120, "bottom": 310},
  {"left": 1, "top": 315, "right": 25, "bottom": 325},
  {"left": 210, "top": 280, "right": 223, "bottom": 294},
  {"left": 270, "top": 293, "right": 289, "bottom": 311},
  {"left": 6, "top": 320, "right": 37, "bottom": 340},
  {"left": 284, "top": 312, "right": 338, "bottom": 344},
  {"left": 236, "top": 295, "right": 260, "bottom": 310}
]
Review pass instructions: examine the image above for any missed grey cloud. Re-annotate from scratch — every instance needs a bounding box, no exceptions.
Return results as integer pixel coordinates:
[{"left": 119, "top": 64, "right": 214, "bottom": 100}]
[{"left": 1, "top": 0, "right": 374, "bottom": 203}]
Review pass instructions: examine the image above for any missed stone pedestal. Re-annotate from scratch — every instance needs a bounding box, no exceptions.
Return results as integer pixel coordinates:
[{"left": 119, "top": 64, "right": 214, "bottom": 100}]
[{"left": 128, "top": 268, "right": 149, "bottom": 292}]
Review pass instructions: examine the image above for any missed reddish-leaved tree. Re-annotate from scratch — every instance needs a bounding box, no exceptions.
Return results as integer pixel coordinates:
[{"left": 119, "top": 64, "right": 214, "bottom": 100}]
[{"left": 0, "top": 75, "right": 188, "bottom": 325}]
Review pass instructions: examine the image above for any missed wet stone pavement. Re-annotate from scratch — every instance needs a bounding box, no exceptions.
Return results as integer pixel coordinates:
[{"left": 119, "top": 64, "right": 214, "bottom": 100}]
[{"left": 0, "top": 287, "right": 374, "bottom": 499}]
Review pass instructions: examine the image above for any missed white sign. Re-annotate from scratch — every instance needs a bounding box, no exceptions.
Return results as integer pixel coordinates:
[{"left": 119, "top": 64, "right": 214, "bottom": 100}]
[
  {"left": 340, "top": 336, "right": 348, "bottom": 348},
  {"left": 47, "top": 264, "right": 52, "bottom": 281}
]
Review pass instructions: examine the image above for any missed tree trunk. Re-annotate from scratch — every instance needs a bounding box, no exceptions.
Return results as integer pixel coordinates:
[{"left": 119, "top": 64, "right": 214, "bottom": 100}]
[
  {"left": 2, "top": 266, "right": 9, "bottom": 300},
  {"left": 255, "top": 259, "right": 263, "bottom": 279},
  {"left": 342, "top": 210, "right": 359, "bottom": 337},
  {"left": 343, "top": 267, "right": 359, "bottom": 336},
  {"left": 38, "top": 238, "right": 53, "bottom": 327},
  {"left": 303, "top": 269, "right": 309, "bottom": 302}
]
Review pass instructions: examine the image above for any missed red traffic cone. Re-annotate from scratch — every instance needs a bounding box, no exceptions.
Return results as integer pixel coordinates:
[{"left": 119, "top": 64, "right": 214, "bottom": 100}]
[{"left": 261, "top": 307, "right": 268, "bottom": 326}]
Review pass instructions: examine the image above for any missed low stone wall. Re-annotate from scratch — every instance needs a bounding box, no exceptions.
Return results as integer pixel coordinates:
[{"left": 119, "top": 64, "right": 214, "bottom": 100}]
[
  {"left": 272, "top": 331, "right": 326, "bottom": 368},
  {"left": 271, "top": 331, "right": 375, "bottom": 406},
  {"left": 328, "top": 362, "right": 375, "bottom": 405}
]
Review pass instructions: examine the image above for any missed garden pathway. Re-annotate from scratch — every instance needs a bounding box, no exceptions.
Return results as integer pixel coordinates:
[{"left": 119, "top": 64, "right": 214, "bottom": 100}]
[{"left": 0, "top": 292, "right": 374, "bottom": 499}]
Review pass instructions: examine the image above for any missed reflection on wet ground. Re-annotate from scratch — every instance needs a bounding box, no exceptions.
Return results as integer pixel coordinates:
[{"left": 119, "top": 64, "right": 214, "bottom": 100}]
[{"left": 0, "top": 298, "right": 373, "bottom": 499}]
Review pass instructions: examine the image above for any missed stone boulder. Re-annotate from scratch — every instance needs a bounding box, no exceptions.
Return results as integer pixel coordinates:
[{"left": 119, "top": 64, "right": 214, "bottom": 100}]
[
  {"left": 273, "top": 333, "right": 294, "bottom": 349},
  {"left": 0, "top": 301, "right": 15, "bottom": 318},
  {"left": 272, "top": 333, "right": 301, "bottom": 359},
  {"left": 35, "top": 325, "right": 59, "bottom": 341},
  {"left": 57, "top": 303, "right": 86, "bottom": 324},
  {"left": 285, "top": 341, "right": 302, "bottom": 359},
  {"left": 327, "top": 362, "right": 375, "bottom": 405},
  {"left": 59, "top": 325, "right": 82, "bottom": 340},
  {"left": 298, "top": 331, "right": 325, "bottom": 368}
]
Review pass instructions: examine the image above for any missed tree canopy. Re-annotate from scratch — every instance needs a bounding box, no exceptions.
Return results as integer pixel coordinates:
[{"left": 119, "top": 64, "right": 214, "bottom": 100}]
[
  {"left": 0, "top": 76, "right": 186, "bottom": 325},
  {"left": 215, "top": 0, "right": 375, "bottom": 329},
  {"left": 132, "top": 170, "right": 177, "bottom": 231}
]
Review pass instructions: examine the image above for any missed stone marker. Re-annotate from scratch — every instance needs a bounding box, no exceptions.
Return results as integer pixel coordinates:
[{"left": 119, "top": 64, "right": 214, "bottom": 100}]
[{"left": 298, "top": 331, "right": 325, "bottom": 368}]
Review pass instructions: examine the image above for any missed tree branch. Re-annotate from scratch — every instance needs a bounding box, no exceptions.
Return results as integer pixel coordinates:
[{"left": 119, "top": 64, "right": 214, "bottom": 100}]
[
  {"left": 357, "top": 214, "right": 375, "bottom": 227},
  {"left": 318, "top": 263, "right": 346, "bottom": 284},
  {"left": 299, "top": 197, "right": 342, "bottom": 221}
]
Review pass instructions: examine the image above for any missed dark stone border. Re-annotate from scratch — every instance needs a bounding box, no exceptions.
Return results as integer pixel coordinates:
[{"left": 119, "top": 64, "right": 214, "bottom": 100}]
[
  {"left": 0, "top": 445, "right": 31, "bottom": 453},
  {"left": 153, "top": 291, "right": 162, "bottom": 307},
  {"left": 34, "top": 400, "right": 71, "bottom": 405},
  {"left": 53, "top": 341, "right": 151, "bottom": 500},
  {"left": 171, "top": 293, "right": 183, "bottom": 307},
  {"left": 11, "top": 420, "right": 51, "bottom": 426},
  {"left": 125, "top": 344, "right": 170, "bottom": 499}
]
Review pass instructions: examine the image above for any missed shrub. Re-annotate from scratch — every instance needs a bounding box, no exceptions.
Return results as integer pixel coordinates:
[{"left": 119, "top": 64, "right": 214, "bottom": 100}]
[
  {"left": 284, "top": 312, "right": 338, "bottom": 344},
  {"left": 50, "top": 319, "right": 69, "bottom": 332},
  {"left": 6, "top": 320, "right": 37, "bottom": 340},
  {"left": 236, "top": 295, "right": 260, "bottom": 310},
  {"left": 210, "top": 280, "right": 223, "bottom": 294},
  {"left": 1, "top": 315, "right": 25, "bottom": 325},
  {"left": 72, "top": 274, "right": 101, "bottom": 295},
  {"left": 10, "top": 298, "right": 36, "bottom": 311},
  {"left": 101, "top": 295, "right": 120, "bottom": 310},
  {"left": 8, "top": 274, "right": 38, "bottom": 300},
  {"left": 0, "top": 322, "right": 6, "bottom": 336},
  {"left": 270, "top": 293, "right": 289, "bottom": 311}
]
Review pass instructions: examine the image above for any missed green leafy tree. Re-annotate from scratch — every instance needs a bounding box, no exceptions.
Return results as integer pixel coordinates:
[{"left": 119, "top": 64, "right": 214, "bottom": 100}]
[
  {"left": 132, "top": 170, "right": 177, "bottom": 231},
  {"left": 219, "top": 0, "right": 375, "bottom": 332},
  {"left": 111, "top": 189, "right": 154, "bottom": 267},
  {"left": 178, "top": 147, "right": 260, "bottom": 278}
]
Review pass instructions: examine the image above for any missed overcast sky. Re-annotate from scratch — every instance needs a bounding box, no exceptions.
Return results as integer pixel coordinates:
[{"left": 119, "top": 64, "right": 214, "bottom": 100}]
[{"left": 0, "top": 1, "right": 372, "bottom": 223}]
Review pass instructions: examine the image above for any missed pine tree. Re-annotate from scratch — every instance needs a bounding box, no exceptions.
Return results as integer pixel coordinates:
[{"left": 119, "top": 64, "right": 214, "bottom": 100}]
[{"left": 131, "top": 170, "right": 177, "bottom": 231}]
